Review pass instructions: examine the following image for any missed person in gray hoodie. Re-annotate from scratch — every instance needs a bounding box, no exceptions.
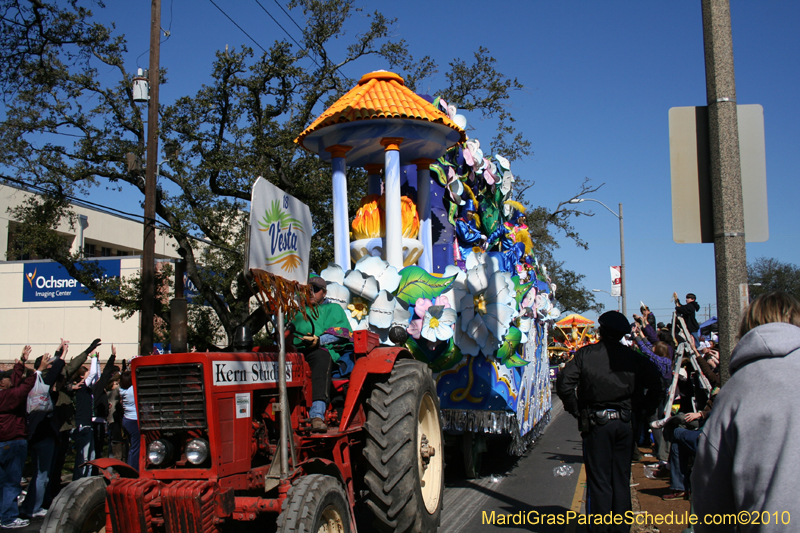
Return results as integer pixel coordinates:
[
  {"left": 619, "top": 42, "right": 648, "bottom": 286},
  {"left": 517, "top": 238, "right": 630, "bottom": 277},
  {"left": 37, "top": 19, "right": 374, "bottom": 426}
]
[{"left": 692, "top": 291, "right": 800, "bottom": 532}]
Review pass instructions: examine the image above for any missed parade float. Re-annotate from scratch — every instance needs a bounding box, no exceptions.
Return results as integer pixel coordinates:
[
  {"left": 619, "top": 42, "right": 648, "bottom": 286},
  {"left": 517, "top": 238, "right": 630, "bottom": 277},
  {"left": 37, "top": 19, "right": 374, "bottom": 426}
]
[
  {"left": 548, "top": 313, "right": 597, "bottom": 383},
  {"left": 292, "top": 71, "right": 560, "bottom": 476}
]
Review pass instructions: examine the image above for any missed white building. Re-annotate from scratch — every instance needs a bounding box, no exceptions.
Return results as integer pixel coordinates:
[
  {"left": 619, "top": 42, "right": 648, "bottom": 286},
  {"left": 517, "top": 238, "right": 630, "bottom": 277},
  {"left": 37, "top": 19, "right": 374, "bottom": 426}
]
[{"left": 0, "top": 183, "right": 181, "bottom": 361}]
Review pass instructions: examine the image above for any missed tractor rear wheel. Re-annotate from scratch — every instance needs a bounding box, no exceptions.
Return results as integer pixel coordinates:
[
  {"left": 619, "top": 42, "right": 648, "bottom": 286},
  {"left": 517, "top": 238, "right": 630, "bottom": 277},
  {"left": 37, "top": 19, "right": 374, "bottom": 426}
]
[
  {"left": 276, "top": 474, "right": 351, "bottom": 533},
  {"left": 363, "top": 358, "right": 443, "bottom": 533},
  {"left": 40, "top": 476, "right": 107, "bottom": 533}
]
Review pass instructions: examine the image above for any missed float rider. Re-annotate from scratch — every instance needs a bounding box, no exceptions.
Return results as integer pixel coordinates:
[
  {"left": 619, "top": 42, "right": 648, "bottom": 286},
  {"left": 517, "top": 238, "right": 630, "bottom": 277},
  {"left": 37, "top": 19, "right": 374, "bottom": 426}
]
[
  {"left": 289, "top": 276, "right": 353, "bottom": 433},
  {"left": 487, "top": 202, "right": 528, "bottom": 252},
  {"left": 454, "top": 200, "right": 486, "bottom": 266}
]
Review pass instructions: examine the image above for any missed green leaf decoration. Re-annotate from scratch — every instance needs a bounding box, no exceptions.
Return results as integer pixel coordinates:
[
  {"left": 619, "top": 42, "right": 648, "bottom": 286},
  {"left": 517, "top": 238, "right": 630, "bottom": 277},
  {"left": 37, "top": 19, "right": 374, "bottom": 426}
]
[
  {"left": 405, "top": 337, "right": 464, "bottom": 373},
  {"left": 479, "top": 195, "right": 501, "bottom": 235},
  {"left": 394, "top": 266, "right": 456, "bottom": 305},
  {"left": 512, "top": 275, "right": 534, "bottom": 306},
  {"left": 431, "top": 165, "right": 448, "bottom": 187},
  {"left": 405, "top": 336, "right": 429, "bottom": 364},
  {"left": 447, "top": 200, "right": 458, "bottom": 226},
  {"left": 496, "top": 326, "right": 529, "bottom": 368},
  {"left": 504, "top": 353, "right": 529, "bottom": 368}
]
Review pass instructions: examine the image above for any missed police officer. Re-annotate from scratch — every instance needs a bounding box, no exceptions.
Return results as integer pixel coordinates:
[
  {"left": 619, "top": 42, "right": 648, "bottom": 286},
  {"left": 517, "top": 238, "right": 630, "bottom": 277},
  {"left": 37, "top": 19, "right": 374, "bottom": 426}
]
[{"left": 556, "top": 311, "right": 661, "bottom": 532}]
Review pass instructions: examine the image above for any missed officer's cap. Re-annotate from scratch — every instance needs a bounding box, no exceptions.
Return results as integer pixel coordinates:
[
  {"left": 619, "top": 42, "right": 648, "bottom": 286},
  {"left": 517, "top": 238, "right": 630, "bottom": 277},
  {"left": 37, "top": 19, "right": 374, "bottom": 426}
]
[{"left": 598, "top": 311, "right": 631, "bottom": 336}]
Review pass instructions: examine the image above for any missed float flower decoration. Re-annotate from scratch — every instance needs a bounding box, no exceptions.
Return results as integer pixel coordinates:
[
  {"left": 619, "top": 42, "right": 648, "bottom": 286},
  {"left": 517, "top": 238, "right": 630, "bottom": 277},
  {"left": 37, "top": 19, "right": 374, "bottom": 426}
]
[
  {"left": 444, "top": 166, "right": 465, "bottom": 206},
  {"left": 455, "top": 257, "right": 518, "bottom": 357},
  {"left": 421, "top": 305, "right": 457, "bottom": 344},
  {"left": 407, "top": 296, "right": 454, "bottom": 342},
  {"left": 320, "top": 256, "right": 415, "bottom": 344}
]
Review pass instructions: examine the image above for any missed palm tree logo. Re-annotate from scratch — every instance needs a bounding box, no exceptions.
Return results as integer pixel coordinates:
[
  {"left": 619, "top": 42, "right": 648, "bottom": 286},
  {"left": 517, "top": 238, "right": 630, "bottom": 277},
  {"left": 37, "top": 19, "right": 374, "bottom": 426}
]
[{"left": 257, "top": 200, "right": 305, "bottom": 272}]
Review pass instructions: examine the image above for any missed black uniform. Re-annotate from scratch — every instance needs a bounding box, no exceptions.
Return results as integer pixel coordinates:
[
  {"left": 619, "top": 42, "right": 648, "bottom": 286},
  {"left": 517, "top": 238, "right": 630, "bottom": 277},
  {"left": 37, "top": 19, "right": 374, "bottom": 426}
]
[{"left": 557, "top": 338, "right": 661, "bottom": 532}]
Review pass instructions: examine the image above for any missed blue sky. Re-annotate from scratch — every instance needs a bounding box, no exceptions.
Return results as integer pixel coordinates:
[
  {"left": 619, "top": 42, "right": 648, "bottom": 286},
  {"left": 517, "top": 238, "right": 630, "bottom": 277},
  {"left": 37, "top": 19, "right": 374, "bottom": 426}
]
[{"left": 30, "top": 1, "right": 800, "bottom": 323}]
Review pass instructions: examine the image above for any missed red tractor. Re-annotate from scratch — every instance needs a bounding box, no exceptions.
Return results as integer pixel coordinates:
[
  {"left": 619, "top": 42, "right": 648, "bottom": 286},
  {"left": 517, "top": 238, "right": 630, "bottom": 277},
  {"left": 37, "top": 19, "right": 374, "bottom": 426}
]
[{"left": 42, "top": 330, "right": 444, "bottom": 533}]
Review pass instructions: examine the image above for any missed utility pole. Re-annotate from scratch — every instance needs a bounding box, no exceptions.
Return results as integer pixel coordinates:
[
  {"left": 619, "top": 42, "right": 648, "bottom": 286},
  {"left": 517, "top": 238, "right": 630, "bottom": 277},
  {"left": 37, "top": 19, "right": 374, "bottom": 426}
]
[
  {"left": 140, "top": 0, "right": 161, "bottom": 356},
  {"left": 702, "top": 0, "right": 747, "bottom": 383},
  {"left": 618, "top": 203, "right": 626, "bottom": 317}
]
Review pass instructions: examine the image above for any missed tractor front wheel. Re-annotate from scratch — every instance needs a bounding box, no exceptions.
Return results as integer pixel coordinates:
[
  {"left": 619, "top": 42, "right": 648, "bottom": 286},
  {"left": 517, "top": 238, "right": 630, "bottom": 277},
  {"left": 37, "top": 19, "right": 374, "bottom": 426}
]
[
  {"left": 363, "top": 358, "right": 444, "bottom": 533},
  {"left": 276, "top": 474, "right": 351, "bottom": 533},
  {"left": 40, "top": 476, "right": 107, "bottom": 533}
]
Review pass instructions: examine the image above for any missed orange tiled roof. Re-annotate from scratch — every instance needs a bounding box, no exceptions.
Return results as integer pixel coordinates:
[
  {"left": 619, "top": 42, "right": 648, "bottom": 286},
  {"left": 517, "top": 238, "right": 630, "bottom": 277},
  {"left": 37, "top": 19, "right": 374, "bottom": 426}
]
[{"left": 295, "top": 71, "right": 466, "bottom": 147}]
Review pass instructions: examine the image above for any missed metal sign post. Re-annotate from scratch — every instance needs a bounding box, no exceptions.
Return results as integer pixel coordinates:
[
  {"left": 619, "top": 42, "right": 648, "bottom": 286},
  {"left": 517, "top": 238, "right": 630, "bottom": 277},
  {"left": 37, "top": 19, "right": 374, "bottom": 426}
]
[{"left": 277, "top": 306, "right": 289, "bottom": 477}]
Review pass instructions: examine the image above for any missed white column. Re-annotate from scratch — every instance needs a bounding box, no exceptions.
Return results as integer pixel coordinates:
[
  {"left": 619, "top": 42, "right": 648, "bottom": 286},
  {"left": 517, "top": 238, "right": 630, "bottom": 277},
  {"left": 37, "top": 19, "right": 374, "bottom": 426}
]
[
  {"left": 70, "top": 214, "right": 89, "bottom": 257},
  {"left": 381, "top": 138, "right": 403, "bottom": 269},
  {"left": 413, "top": 159, "right": 434, "bottom": 271},
  {"left": 325, "top": 145, "right": 352, "bottom": 268}
]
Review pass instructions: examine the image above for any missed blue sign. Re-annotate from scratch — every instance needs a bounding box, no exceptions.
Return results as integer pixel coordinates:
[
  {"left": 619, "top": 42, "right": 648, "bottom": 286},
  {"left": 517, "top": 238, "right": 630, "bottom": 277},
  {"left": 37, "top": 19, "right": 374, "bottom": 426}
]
[{"left": 22, "top": 260, "right": 121, "bottom": 302}]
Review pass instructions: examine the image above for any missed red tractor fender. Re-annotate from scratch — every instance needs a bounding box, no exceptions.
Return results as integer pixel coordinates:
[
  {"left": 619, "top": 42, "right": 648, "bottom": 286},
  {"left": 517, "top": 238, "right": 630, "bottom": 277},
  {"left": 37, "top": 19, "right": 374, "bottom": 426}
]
[
  {"left": 339, "top": 346, "right": 409, "bottom": 431},
  {"left": 88, "top": 458, "right": 140, "bottom": 481}
]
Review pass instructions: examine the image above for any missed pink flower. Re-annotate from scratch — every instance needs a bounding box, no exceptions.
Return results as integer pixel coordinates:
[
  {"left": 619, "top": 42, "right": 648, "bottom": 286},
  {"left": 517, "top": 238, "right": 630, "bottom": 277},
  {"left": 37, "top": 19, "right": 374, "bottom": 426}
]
[{"left": 407, "top": 296, "right": 451, "bottom": 340}]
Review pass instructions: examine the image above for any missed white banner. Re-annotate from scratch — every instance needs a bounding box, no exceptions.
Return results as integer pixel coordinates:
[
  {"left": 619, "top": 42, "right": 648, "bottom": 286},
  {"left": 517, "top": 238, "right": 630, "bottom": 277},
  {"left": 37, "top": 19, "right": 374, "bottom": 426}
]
[
  {"left": 247, "top": 177, "right": 313, "bottom": 283},
  {"left": 610, "top": 266, "right": 621, "bottom": 297},
  {"left": 212, "top": 360, "right": 294, "bottom": 386}
]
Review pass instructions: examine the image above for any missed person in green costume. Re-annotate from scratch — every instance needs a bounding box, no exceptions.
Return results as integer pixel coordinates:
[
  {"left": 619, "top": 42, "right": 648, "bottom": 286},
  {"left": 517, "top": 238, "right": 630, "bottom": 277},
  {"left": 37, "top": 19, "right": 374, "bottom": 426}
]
[{"left": 290, "top": 276, "right": 353, "bottom": 433}]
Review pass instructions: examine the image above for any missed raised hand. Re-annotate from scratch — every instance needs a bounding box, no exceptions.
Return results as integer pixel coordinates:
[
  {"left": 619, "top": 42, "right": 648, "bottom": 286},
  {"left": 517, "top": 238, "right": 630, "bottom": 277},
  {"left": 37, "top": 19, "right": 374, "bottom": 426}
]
[
  {"left": 20, "top": 345, "right": 32, "bottom": 363},
  {"left": 111, "top": 345, "right": 117, "bottom": 357},
  {"left": 88, "top": 338, "right": 102, "bottom": 352},
  {"left": 36, "top": 353, "right": 52, "bottom": 372}
]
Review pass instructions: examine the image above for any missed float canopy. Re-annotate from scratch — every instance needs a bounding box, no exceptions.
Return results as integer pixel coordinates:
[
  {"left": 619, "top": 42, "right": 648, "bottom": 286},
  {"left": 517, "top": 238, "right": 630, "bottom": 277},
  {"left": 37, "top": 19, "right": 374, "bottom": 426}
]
[
  {"left": 294, "top": 71, "right": 466, "bottom": 166},
  {"left": 555, "top": 314, "right": 595, "bottom": 327}
]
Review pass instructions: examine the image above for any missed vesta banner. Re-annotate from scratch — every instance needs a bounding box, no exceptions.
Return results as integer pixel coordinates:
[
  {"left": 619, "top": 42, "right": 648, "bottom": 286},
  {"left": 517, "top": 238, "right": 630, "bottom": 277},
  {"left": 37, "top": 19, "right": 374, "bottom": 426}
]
[{"left": 247, "top": 177, "right": 313, "bottom": 284}]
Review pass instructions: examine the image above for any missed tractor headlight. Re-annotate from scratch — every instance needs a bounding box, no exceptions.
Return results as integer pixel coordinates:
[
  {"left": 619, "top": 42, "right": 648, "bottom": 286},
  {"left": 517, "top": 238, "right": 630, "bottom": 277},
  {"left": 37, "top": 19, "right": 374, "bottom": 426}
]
[
  {"left": 185, "top": 438, "right": 209, "bottom": 465},
  {"left": 147, "top": 439, "right": 173, "bottom": 466}
]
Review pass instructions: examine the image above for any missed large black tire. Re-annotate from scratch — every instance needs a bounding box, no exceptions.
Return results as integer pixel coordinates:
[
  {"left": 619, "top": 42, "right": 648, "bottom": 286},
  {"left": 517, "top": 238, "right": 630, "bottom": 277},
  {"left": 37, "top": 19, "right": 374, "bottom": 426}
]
[
  {"left": 276, "top": 474, "right": 351, "bottom": 533},
  {"left": 40, "top": 476, "right": 106, "bottom": 533},
  {"left": 363, "top": 358, "right": 444, "bottom": 533}
]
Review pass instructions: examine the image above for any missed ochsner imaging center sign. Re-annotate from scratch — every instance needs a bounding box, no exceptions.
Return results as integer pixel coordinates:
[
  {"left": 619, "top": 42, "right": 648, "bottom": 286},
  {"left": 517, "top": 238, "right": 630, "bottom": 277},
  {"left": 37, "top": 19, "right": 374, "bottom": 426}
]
[{"left": 23, "top": 260, "right": 121, "bottom": 302}]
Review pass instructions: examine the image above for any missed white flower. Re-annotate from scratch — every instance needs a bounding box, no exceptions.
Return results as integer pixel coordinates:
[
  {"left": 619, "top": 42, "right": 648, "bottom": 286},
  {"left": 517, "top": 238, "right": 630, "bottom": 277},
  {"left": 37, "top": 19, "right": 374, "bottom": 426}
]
[
  {"left": 354, "top": 256, "right": 401, "bottom": 293},
  {"left": 368, "top": 290, "right": 397, "bottom": 329},
  {"left": 320, "top": 263, "right": 345, "bottom": 285},
  {"left": 440, "top": 264, "right": 468, "bottom": 313},
  {"left": 420, "top": 306, "right": 457, "bottom": 343},
  {"left": 456, "top": 262, "right": 517, "bottom": 353},
  {"left": 344, "top": 270, "right": 380, "bottom": 301},
  {"left": 325, "top": 282, "right": 351, "bottom": 313}
]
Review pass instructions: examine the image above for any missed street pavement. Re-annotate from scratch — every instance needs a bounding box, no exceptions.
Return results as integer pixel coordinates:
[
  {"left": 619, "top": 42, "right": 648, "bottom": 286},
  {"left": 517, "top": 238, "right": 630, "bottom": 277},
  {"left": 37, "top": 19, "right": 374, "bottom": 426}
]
[
  {"left": 440, "top": 397, "right": 588, "bottom": 533},
  {"left": 19, "top": 398, "right": 588, "bottom": 533}
]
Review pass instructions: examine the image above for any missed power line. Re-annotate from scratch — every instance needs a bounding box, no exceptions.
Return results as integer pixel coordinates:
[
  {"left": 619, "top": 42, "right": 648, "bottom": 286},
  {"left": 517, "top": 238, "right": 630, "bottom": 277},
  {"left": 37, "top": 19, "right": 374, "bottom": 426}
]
[
  {"left": 208, "top": 0, "right": 267, "bottom": 53},
  {"left": 1, "top": 175, "right": 240, "bottom": 253},
  {"left": 136, "top": 0, "right": 175, "bottom": 68},
  {"left": 253, "top": 0, "right": 321, "bottom": 69},
  {"left": 272, "top": 0, "right": 305, "bottom": 33}
]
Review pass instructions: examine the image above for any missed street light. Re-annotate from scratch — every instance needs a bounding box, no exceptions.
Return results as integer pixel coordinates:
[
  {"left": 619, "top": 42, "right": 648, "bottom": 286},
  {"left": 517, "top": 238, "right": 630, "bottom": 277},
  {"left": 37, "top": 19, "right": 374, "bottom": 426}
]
[
  {"left": 592, "top": 288, "right": 620, "bottom": 311},
  {"left": 570, "top": 198, "right": 626, "bottom": 316}
]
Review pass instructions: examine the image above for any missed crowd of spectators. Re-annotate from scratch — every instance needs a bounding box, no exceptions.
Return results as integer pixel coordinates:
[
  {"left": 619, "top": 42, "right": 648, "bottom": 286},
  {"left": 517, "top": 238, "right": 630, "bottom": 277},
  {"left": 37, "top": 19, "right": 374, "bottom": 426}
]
[
  {"left": 623, "top": 291, "right": 800, "bottom": 532},
  {"left": 0, "top": 339, "right": 138, "bottom": 529},
  {"left": 618, "top": 294, "right": 720, "bottom": 501}
]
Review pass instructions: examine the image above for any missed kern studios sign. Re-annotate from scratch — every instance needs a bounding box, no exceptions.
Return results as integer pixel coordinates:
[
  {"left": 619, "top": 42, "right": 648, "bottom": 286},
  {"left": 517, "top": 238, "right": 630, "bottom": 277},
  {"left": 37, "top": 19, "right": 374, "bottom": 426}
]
[
  {"left": 23, "top": 260, "right": 121, "bottom": 302},
  {"left": 247, "top": 177, "right": 313, "bottom": 284}
]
